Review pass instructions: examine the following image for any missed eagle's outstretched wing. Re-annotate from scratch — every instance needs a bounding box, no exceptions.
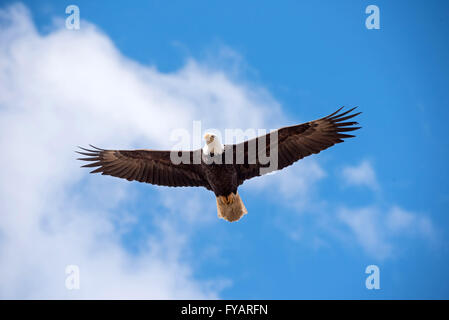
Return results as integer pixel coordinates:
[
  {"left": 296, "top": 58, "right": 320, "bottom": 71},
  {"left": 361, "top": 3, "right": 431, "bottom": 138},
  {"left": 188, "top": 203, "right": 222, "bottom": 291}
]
[
  {"left": 233, "top": 107, "right": 361, "bottom": 184},
  {"left": 77, "top": 147, "right": 211, "bottom": 189}
]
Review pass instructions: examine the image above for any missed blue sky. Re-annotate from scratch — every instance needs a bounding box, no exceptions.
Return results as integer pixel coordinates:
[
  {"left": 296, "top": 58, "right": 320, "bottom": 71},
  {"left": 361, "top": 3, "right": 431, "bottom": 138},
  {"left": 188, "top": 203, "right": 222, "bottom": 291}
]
[{"left": 0, "top": 0, "right": 448, "bottom": 299}]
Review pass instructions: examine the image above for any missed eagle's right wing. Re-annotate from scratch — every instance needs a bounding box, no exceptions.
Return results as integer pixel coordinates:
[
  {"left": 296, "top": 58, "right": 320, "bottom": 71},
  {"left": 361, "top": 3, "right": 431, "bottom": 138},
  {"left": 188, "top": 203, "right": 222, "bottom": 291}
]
[{"left": 77, "top": 146, "right": 211, "bottom": 190}]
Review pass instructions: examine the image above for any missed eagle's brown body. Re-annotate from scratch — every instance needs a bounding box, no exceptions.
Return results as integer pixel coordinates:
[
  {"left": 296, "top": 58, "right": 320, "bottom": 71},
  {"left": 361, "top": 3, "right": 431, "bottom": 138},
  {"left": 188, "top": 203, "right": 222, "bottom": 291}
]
[
  {"left": 201, "top": 152, "right": 238, "bottom": 196},
  {"left": 78, "top": 107, "right": 361, "bottom": 222}
]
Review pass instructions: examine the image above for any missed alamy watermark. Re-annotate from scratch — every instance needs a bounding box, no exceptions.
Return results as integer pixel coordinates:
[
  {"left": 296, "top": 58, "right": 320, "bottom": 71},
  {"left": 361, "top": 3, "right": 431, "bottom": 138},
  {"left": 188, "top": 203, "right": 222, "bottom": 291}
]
[
  {"left": 169, "top": 121, "right": 279, "bottom": 175},
  {"left": 365, "top": 265, "right": 380, "bottom": 290},
  {"left": 65, "top": 5, "right": 80, "bottom": 30},
  {"left": 65, "top": 264, "right": 80, "bottom": 290},
  {"left": 365, "top": 5, "right": 380, "bottom": 30}
]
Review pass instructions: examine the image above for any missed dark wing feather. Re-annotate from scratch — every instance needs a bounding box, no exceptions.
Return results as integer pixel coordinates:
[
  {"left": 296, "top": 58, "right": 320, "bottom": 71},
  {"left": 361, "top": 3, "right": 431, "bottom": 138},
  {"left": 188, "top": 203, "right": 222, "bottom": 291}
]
[
  {"left": 232, "top": 107, "right": 361, "bottom": 184},
  {"left": 77, "top": 146, "right": 211, "bottom": 189}
]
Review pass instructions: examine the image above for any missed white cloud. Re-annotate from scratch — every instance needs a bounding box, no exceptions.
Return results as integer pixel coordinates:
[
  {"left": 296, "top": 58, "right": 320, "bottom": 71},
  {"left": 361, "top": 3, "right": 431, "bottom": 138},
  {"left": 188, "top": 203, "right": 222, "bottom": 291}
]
[
  {"left": 338, "top": 207, "right": 392, "bottom": 259},
  {"left": 245, "top": 158, "right": 326, "bottom": 211},
  {"left": 386, "top": 206, "right": 434, "bottom": 238},
  {"left": 335, "top": 160, "right": 437, "bottom": 259},
  {"left": 338, "top": 205, "right": 435, "bottom": 260},
  {"left": 341, "top": 160, "right": 379, "bottom": 191},
  {"left": 0, "top": 4, "right": 282, "bottom": 298},
  {"left": 261, "top": 158, "right": 437, "bottom": 259},
  {"left": 336, "top": 160, "right": 437, "bottom": 259}
]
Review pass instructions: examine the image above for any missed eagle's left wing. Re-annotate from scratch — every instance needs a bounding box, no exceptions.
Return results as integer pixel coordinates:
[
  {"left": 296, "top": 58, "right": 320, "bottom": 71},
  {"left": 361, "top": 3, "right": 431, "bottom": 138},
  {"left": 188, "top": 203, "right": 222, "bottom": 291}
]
[
  {"left": 232, "top": 107, "right": 361, "bottom": 185},
  {"left": 77, "top": 146, "right": 211, "bottom": 189}
]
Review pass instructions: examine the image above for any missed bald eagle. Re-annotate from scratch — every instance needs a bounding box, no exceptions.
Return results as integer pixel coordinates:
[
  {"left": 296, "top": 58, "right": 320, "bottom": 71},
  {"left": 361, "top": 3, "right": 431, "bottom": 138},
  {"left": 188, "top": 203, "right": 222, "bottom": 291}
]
[{"left": 78, "top": 107, "right": 360, "bottom": 222}]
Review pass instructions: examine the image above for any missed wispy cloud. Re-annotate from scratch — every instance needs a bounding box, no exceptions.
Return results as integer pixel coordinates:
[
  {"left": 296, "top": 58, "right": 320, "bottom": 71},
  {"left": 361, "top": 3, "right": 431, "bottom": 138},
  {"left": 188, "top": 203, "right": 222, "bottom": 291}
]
[
  {"left": 338, "top": 206, "right": 392, "bottom": 259},
  {"left": 386, "top": 205, "right": 435, "bottom": 238},
  {"left": 338, "top": 205, "right": 436, "bottom": 260},
  {"left": 341, "top": 160, "right": 379, "bottom": 191},
  {"left": 245, "top": 158, "right": 326, "bottom": 211},
  {"left": 251, "top": 156, "right": 437, "bottom": 260},
  {"left": 336, "top": 161, "right": 436, "bottom": 260}
]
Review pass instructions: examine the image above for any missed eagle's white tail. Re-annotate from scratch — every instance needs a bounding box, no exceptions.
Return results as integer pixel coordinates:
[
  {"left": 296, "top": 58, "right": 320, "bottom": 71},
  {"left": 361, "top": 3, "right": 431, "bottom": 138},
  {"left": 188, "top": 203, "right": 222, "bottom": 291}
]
[{"left": 216, "top": 192, "right": 248, "bottom": 222}]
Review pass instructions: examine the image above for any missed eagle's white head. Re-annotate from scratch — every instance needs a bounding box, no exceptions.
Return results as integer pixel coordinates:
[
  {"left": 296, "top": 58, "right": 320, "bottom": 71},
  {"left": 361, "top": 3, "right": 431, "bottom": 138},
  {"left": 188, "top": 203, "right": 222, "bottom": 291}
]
[{"left": 203, "top": 133, "right": 224, "bottom": 156}]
